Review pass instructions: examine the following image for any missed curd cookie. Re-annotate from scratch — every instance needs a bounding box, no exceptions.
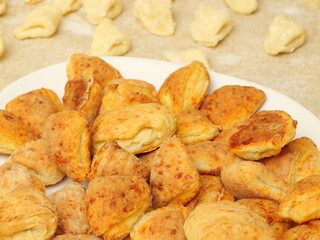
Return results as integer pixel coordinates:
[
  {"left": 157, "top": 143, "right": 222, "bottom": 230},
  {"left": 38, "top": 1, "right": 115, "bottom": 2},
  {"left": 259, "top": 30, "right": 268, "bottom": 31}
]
[
  {"left": 63, "top": 78, "right": 103, "bottom": 124},
  {"left": 223, "top": 0, "right": 258, "bottom": 15},
  {"left": 163, "top": 48, "right": 210, "bottom": 70},
  {"left": 200, "top": 85, "right": 266, "bottom": 130},
  {"left": 42, "top": 110, "right": 91, "bottom": 183},
  {"left": 279, "top": 220, "right": 320, "bottom": 240},
  {"left": 133, "top": 0, "right": 175, "bottom": 36},
  {"left": 92, "top": 103, "right": 176, "bottom": 155},
  {"left": 52, "top": 0, "right": 82, "bottom": 15},
  {"left": 87, "top": 140, "right": 149, "bottom": 181},
  {"left": 6, "top": 139, "right": 65, "bottom": 186},
  {"left": 99, "top": 78, "right": 158, "bottom": 114},
  {"left": 186, "top": 140, "right": 241, "bottom": 175},
  {"left": 229, "top": 110, "right": 297, "bottom": 160},
  {"left": 221, "top": 161, "right": 289, "bottom": 202},
  {"left": 158, "top": 61, "right": 210, "bottom": 115},
  {"left": 150, "top": 137, "right": 200, "bottom": 208},
  {"left": 175, "top": 108, "right": 220, "bottom": 144},
  {"left": 20, "top": 0, "right": 43, "bottom": 3},
  {"left": 91, "top": 18, "right": 130, "bottom": 56},
  {"left": 6, "top": 88, "right": 64, "bottom": 138},
  {"left": 184, "top": 202, "right": 275, "bottom": 240},
  {"left": 0, "top": 35, "right": 4, "bottom": 58},
  {"left": 262, "top": 137, "right": 320, "bottom": 185},
  {"left": 0, "top": 110, "right": 36, "bottom": 154},
  {"left": 0, "top": 0, "right": 6, "bottom": 16},
  {"left": 191, "top": 4, "right": 233, "bottom": 47},
  {"left": 83, "top": 0, "right": 123, "bottom": 25},
  {"left": 214, "top": 119, "right": 250, "bottom": 143},
  {"left": 0, "top": 186, "right": 58, "bottom": 240},
  {"left": 85, "top": 176, "right": 150, "bottom": 239},
  {"left": 66, "top": 53, "right": 123, "bottom": 88},
  {"left": 137, "top": 149, "right": 158, "bottom": 173},
  {"left": 278, "top": 174, "right": 320, "bottom": 223},
  {"left": 130, "top": 205, "right": 189, "bottom": 240},
  {"left": 13, "top": 5, "right": 63, "bottom": 40},
  {"left": 265, "top": 15, "right": 306, "bottom": 56},
  {"left": 53, "top": 234, "right": 102, "bottom": 240},
  {"left": 50, "top": 182, "right": 90, "bottom": 234}
]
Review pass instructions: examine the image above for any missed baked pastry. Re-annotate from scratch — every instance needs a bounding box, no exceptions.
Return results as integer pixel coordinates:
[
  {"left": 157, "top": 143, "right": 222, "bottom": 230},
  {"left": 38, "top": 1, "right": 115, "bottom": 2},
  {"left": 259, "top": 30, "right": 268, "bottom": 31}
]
[
  {"left": 53, "top": 234, "right": 102, "bottom": 240},
  {"left": 66, "top": 53, "right": 122, "bottom": 88},
  {"left": 278, "top": 174, "right": 320, "bottom": 223},
  {"left": 63, "top": 78, "right": 103, "bottom": 124},
  {"left": 130, "top": 204, "right": 189, "bottom": 240},
  {"left": 214, "top": 119, "right": 250, "bottom": 143},
  {"left": 200, "top": 85, "right": 266, "bottom": 129},
  {"left": 87, "top": 140, "right": 149, "bottom": 181},
  {"left": 137, "top": 149, "right": 158, "bottom": 173},
  {"left": 85, "top": 176, "right": 150, "bottom": 239},
  {"left": 0, "top": 109, "right": 36, "bottom": 154},
  {"left": 5, "top": 88, "right": 64, "bottom": 138},
  {"left": 92, "top": 103, "right": 176, "bottom": 155},
  {"left": 184, "top": 201, "right": 275, "bottom": 240},
  {"left": 42, "top": 110, "right": 91, "bottom": 182},
  {"left": 175, "top": 108, "right": 220, "bottom": 144},
  {"left": 228, "top": 110, "right": 297, "bottom": 160},
  {"left": 150, "top": 137, "right": 200, "bottom": 208},
  {"left": 279, "top": 220, "right": 320, "bottom": 240},
  {"left": 262, "top": 137, "right": 320, "bottom": 185},
  {"left": 0, "top": 186, "right": 58, "bottom": 240},
  {"left": 186, "top": 140, "right": 241, "bottom": 175},
  {"left": 158, "top": 61, "right": 210, "bottom": 115},
  {"left": 50, "top": 181, "right": 90, "bottom": 234},
  {"left": 99, "top": 78, "right": 158, "bottom": 114},
  {"left": 7, "top": 139, "right": 65, "bottom": 186},
  {"left": 221, "top": 160, "right": 290, "bottom": 202}
]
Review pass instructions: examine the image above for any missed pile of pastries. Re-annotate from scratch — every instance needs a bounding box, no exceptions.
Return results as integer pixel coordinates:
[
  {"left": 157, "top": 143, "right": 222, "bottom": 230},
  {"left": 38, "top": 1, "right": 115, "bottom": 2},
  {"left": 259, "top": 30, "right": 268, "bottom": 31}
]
[{"left": 0, "top": 53, "right": 320, "bottom": 240}]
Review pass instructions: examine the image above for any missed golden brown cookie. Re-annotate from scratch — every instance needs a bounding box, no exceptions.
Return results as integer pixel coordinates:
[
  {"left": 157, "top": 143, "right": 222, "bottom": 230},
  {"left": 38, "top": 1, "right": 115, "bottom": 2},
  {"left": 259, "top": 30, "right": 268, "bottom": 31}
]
[
  {"left": 175, "top": 108, "right": 220, "bottom": 144},
  {"left": 157, "top": 61, "right": 210, "bottom": 115},
  {"left": 66, "top": 53, "right": 122, "bottom": 88},
  {"left": 278, "top": 174, "right": 320, "bottom": 223},
  {"left": 42, "top": 110, "right": 91, "bottom": 182},
  {"left": 53, "top": 234, "right": 102, "bottom": 240},
  {"left": 50, "top": 181, "right": 90, "bottom": 235},
  {"left": 279, "top": 220, "right": 320, "bottom": 240},
  {"left": 130, "top": 204, "right": 189, "bottom": 240},
  {"left": 5, "top": 88, "right": 63, "bottom": 138},
  {"left": 150, "top": 137, "right": 200, "bottom": 208},
  {"left": 186, "top": 140, "right": 241, "bottom": 175},
  {"left": 63, "top": 78, "right": 103, "bottom": 124},
  {"left": 137, "top": 149, "right": 158, "bottom": 173},
  {"left": 99, "top": 78, "right": 158, "bottom": 114},
  {"left": 0, "top": 186, "right": 58, "bottom": 240},
  {"left": 200, "top": 85, "right": 266, "bottom": 129},
  {"left": 229, "top": 110, "right": 297, "bottom": 160},
  {"left": 262, "top": 137, "right": 320, "bottom": 185},
  {"left": 87, "top": 140, "right": 149, "bottom": 181},
  {"left": 184, "top": 201, "right": 275, "bottom": 240},
  {"left": 214, "top": 119, "right": 250, "bottom": 143},
  {"left": 6, "top": 139, "right": 65, "bottom": 186},
  {"left": 92, "top": 103, "right": 176, "bottom": 155},
  {"left": 221, "top": 161, "right": 289, "bottom": 202},
  {"left": 85, "top": 176, "right": 151, "bottom": 239},
  {"left": 0, "top": 109, "right": 36, "bottom": 154}
]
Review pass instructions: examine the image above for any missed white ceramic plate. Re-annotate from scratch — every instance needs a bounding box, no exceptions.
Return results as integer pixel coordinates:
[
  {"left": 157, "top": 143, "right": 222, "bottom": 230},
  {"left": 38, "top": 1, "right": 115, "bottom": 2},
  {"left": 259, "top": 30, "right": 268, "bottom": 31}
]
[{"left": 0, "top": 57, "right": 319, "bottom": 194}]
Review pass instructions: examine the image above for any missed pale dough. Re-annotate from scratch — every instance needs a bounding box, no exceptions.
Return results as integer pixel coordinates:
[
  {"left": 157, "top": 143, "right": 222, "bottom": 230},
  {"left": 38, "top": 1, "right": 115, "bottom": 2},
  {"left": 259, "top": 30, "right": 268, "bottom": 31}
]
[
  {"left": 52, "top": 0, "right": 82, "bottom": 15},
  {"left": 0, "top": 0, "right": 6, "bottom": 16},
  {"left": 0, "top": 35, "right": 4, "bottom": 58},
  {"left": 82, "top": 0, "right": 123, "bottom": 25},
  {"left": 133, "top": 0, "right": 175, "bottom": 36},
  {"left": 91, "top": 18, "right": 130, "bottom": 56},
  {"left": 191, "top": 4, "right": 233, "bottom": 47},
  {"left": 21, "top": 0, "right": 43, "bottom": 4},
  {"left": 13, "top": 5, "right": 63, "bottom": 40},
  {"left": 264, "top": 15, "right": 306, "bottom": 55},
  {"left": 223, "top": 0, "right": 258, "bottom": 15},
  {"left": 163, "top": 48, "right": 210, "bottom": 70}
]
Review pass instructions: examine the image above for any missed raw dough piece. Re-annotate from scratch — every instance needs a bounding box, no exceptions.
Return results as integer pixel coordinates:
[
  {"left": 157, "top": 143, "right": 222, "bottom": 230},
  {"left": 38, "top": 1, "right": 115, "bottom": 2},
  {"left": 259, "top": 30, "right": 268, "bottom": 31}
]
[
  {"left": 223, "top": 0, "right": 258, "bottom": 15},
  {"left": 91, "top": 18, "right": 130, "bottom": 56},
  {"left": 163, "top": 48, "right": 210, "bottom": 70},
  {"left": 0, "top": 0, "right": 6, "bottom": 16},
  {"left": 191, "top": 5, "right": 233, "bottom": 47},
  {"left": 20, "top": 0, "right": 43, "bottom": 4},
  {"left": 82, "top": 0, "right": 123, "bottom": 25},
  {"left": 133, "top": 0, "right": 175, "bottom": 36},
  {"left": 52, "top": 0, "right": 82, "bottom": 15},
  {"left": 13, "top": 5, "right": 63, "bottom": 40},
  {"left": 0, "top": 35, "right": 4, "bottom": 58},
  {"left": 264, "top": 15, "right": 306, "bottom": 55}
]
